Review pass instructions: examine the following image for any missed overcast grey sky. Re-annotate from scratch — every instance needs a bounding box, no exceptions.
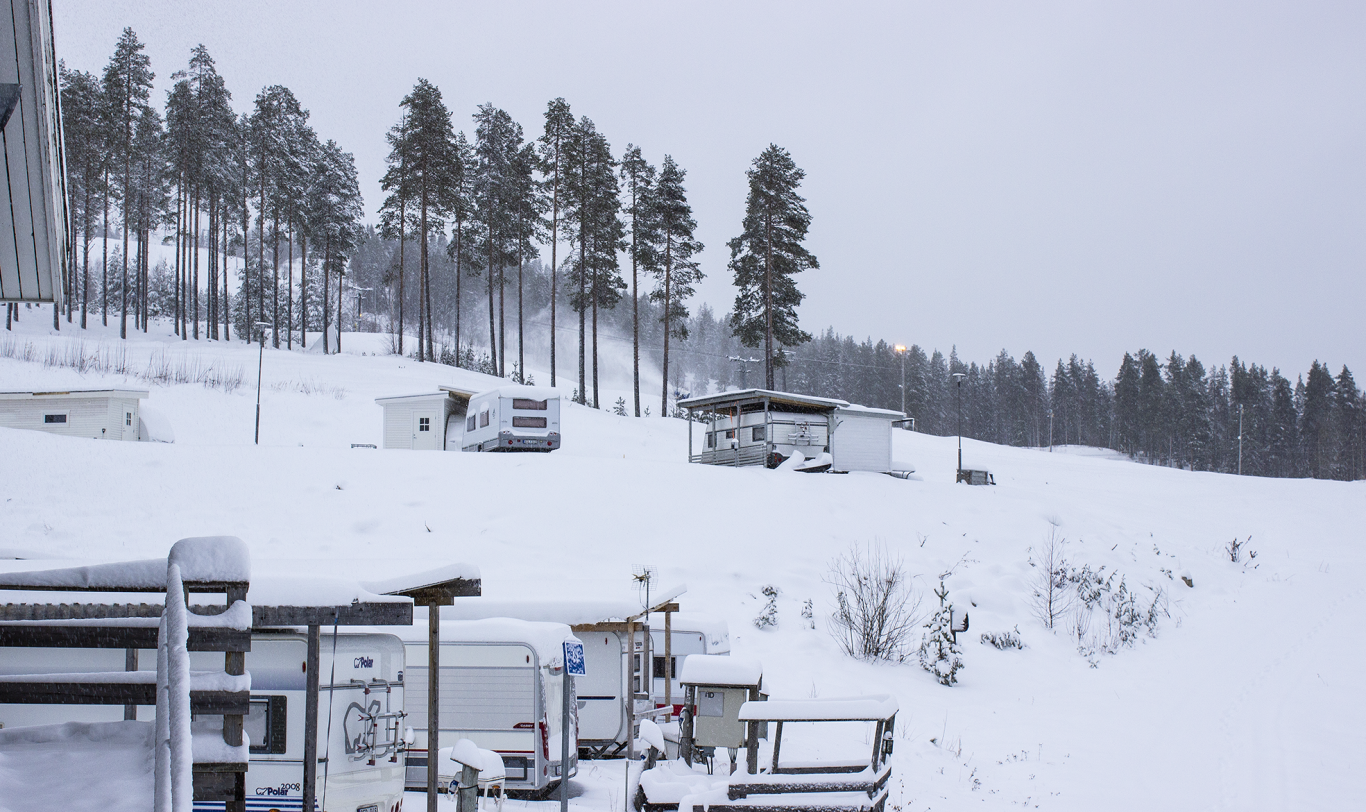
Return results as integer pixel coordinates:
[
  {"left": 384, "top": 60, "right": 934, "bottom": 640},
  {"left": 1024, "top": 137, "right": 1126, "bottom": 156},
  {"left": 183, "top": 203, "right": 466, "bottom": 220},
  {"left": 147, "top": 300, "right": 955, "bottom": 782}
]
[{"left": 53, "top": 1, "right": 1365, "bottom": 379}]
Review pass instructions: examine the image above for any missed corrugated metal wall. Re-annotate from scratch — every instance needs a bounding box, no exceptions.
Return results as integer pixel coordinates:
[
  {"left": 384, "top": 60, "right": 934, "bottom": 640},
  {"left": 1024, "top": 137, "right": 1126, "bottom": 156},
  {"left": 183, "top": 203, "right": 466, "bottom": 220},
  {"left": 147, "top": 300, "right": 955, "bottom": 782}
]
[{"left": 0, "top": 0, "right": 67, "bottom": 304}]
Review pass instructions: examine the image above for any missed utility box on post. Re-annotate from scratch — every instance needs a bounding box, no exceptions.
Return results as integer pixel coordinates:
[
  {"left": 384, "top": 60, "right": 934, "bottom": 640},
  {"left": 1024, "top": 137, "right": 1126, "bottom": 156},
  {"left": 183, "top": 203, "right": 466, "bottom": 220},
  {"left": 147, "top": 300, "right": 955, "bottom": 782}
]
[{"left": 677, "top": 655, "right": 763, "bottom": 766}]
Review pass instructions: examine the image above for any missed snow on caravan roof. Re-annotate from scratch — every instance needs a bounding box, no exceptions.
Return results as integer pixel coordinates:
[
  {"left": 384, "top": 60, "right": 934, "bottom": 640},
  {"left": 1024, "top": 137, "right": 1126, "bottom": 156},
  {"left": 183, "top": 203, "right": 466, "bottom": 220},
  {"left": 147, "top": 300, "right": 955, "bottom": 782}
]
[
  {"left": 473, "top": 385, "right": 561, "bottom": 401},
  {"left": 651, "top": 613, "right": 730, "bottom": 652},
  {"left": 679, "top": 654, "right": 762, "bottom": 687},
  {"left": 405, "top": 612, "right": 580, "bottom": 668},
  {"left": 444, "top": 597, "right": 643, "bottom": 625}
]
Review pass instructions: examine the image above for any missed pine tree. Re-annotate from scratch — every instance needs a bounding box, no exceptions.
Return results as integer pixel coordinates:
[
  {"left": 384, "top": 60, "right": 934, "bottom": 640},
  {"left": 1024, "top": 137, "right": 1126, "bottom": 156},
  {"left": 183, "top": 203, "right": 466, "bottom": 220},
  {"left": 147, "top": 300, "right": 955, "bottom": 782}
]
[
  {"left": 308, "top": 139, "right": 363, "bottom": 353},
  {"left": 728, "top": 144, "right": 816, "bottom": 388},
  {"left": 919, "top": 582, "right": 963, "bottom": 686},
  {"left": 59, "top": 65, "right": 108, "bottom": 331},
  {"left": 378, "top": 112, "right": 414, "bottom": 356},
  {"left": 446, "top": 131, "right": 475, "bottom": 362},
  {"left": 102, "top": 28, "right": 154, "bottom": 340},
  {"left": 620, "top": 145, "right": 658, "bottom": 416},
  {"left": 537, "top": 98, "right": 574, "bottom": 387},
  {"left": 651, "top": 155, "right": 703, "bottom": 416}
]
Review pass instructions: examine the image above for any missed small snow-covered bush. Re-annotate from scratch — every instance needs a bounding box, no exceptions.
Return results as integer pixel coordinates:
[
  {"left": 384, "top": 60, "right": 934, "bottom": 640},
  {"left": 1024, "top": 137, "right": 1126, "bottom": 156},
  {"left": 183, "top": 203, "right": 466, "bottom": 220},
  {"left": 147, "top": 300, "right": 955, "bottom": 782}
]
[
  {"left": 919, "top": 582, "right": 964, "bottom": 686},
  {"left": 753, "top": 585, "right": 780, "bottom": 629},
  {"left": 826, "top": 541, "right": 923, "bottom": 662},
  {"left": 801, "top": 598, "right": 815, "bottom": 630},
  {"left": 980, "top": 627, "right": 1024, "bottom": 650},
  {"left": 1067, "top": 565, "right": 1167, "bottom": 661},
  {"left": 614, "top": 397, "right": 628, "bottom": 416}
]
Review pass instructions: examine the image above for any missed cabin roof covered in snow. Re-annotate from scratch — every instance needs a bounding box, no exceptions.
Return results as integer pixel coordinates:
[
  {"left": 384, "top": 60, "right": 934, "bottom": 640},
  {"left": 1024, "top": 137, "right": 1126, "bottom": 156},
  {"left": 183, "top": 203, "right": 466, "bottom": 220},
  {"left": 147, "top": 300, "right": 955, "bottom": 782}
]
[
  {"left": 361, "top": 563, "right": 482, "bottom": 598},
  {"left": 836, "top": 404, "right": 906, "bottom": 419},
  {"left": 679, "top": 654, "right": 762, "bottom": 687},
  {"left": 374, "top": 391, "right": 462, "bottom": 405},
  {"left": 0, "top": 388, "right": 149, "bottom": 400},
  {"left": 738, "top": 695, "right": 899, "bottom": 722}
]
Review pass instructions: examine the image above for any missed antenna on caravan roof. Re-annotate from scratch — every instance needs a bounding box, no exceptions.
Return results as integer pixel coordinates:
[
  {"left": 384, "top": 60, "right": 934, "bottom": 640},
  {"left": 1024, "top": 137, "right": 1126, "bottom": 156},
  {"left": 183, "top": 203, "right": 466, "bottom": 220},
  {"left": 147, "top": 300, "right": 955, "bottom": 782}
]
[{"left": 632, "top": 564, "right": 657, "bottom": 610}]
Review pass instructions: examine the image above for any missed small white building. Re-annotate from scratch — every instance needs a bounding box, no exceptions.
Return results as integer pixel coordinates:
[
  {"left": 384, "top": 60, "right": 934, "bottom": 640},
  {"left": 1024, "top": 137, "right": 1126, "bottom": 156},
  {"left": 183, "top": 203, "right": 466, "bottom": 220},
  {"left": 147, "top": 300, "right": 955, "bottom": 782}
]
[
  {"left": 374, "top": 388, "right": 475, "bottom": 451},
  {"left": 0, "top": 389, "right": 150, "bottom": 441},
  {"left": 678, "top": 389, "right": 904, "bottom": 473}
]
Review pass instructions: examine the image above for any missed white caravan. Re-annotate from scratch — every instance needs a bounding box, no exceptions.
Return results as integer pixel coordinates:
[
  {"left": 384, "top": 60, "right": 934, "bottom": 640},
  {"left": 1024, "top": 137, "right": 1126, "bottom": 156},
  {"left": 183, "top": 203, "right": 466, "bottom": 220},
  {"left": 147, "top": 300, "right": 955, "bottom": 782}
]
[
  {"left": 461, "top": 386, "right": 561, "bottom": 452},
  {"left": 649, "top": 614, "right": 731, "bottom": 712},
  {"left": 399, "top": 616, "right": 578, "bottom": 796},
  {"left": 0, "top": 631, "right": 409, "bottom": 812}
]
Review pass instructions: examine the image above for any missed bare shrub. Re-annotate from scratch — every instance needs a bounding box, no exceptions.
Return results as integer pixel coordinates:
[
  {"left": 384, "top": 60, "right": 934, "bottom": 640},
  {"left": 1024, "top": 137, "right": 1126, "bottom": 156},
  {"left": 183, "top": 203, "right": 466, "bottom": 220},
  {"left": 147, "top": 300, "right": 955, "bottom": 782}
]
[
  {"left": 980, "top": 627, "right": 1025, "bottom": 650},
  {"left": 1027, "top": 525, "right": 1071, "bottom": 629},
  {"left": 825, "top": 541, "right": 923, "bottom": 662}
]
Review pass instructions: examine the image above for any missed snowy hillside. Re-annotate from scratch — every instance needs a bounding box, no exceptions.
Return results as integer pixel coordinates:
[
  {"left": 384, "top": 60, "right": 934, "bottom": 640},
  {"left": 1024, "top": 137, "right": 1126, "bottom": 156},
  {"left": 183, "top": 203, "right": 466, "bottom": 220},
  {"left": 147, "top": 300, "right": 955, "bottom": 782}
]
[{"left": 1, "top": 316, "right": 1362, "bottom": 811}]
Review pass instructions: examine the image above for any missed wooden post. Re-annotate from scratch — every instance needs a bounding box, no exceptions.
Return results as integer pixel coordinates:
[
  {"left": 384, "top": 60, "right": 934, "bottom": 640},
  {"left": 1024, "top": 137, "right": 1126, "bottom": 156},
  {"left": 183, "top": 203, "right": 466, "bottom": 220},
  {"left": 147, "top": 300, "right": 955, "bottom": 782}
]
[
  {"left": 770, "top": 721, "right": 783, "bottom": 774},
  {"left": 457, "top": 763, "right": 478, "bottom": 812},
  {"left": 224, "top": 585, "right": 247, "bottom": 812},
  {"left": 680, "top": 685, "right": 695, "bottom": 766},
  {"left": 302, "top": 624, "right": 321, "bottom": 812},
  {"left": 870, "top": 720, "right": 884, "bottom": 771},
  {"left": 881, "top": 715, "right": 895, "bottom": 769},
  {"left": 625, "top": 620, "right": 636, "bottom": 760},
  {"left": 687, "top": 407, "right": 693, "bottom": 461},
  {"left": 123, "top": 648, "right": 137, "bottom": 720},
  {"left": 663, "top": 611, "right": 672, "bottom": 712},
  {"left": 428, "top": 604, "right": 441, "bottom": 812},
  {"left": 745, "top": 719, "right": 759, "bottom": 775}
]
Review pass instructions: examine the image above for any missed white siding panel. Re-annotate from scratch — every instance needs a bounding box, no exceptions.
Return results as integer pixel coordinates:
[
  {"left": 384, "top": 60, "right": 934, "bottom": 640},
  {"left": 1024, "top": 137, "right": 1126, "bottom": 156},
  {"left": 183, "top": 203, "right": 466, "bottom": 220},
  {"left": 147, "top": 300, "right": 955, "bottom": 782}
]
[
  {"left": 383, "top": 405, "right": 412, "bottom": 449},
  {"left": 832, "top": 413, "right": 892, "bottom": 472}
]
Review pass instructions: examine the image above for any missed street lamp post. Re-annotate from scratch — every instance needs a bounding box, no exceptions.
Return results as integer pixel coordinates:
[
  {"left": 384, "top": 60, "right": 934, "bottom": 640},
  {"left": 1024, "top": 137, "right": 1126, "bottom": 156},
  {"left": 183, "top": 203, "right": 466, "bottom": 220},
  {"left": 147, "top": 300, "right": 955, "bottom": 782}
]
[
  {"left": 254, "top": 322, "right": 270, "bottom": 445},
  {"left": 952, "top": 372, "right": 967, "bottom": 478},
  {"left": 729, "top": 356, "right": 761, "bottom": 389},
  {"left": 894, "top": 344, "right": 907, "bottom": 417}
]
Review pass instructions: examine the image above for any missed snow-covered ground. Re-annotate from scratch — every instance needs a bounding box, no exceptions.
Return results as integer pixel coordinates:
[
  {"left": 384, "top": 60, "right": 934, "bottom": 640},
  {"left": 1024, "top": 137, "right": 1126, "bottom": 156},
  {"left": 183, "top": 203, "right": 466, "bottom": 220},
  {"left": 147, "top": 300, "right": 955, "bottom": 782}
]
[{"left": 1, "top": 314, "right": 1362, "bottom": 811}]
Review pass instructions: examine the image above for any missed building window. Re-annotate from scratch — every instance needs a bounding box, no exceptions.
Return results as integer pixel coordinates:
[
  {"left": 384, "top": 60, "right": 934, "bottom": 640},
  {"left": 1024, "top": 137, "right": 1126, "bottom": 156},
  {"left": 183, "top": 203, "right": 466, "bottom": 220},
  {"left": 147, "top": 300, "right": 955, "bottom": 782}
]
[
  {"left": 652, "top": 656, "right": 678, "bottom": 679},
  {"left": 512, "top": 416, "right": 547, "bottom": 428},
  {"left": 126, "top": 412, "right": 133, "bottom": 426},
  {"left": 706, "top": 433, "right": 715, "bottom": 449},
  {"left": 466, "top": 414, "right": 476, "bottom": 432},
  {"left": 43, "top": 414, "right": 67, "bottom": 424},
  {"left": 512, "top": 398, "right": 547, "bottom": 411},
  {"left": 725, "top": 429, "right": 736, "bottom": 440},
  {"left": 752, "top": 426, "right": 765, "bottom": 442},
  {"left": 480, "top": 408, "right": 490, "bottom": 428},
  {"left": 418, "top": 417, "right": 431, "bottom": 432}
]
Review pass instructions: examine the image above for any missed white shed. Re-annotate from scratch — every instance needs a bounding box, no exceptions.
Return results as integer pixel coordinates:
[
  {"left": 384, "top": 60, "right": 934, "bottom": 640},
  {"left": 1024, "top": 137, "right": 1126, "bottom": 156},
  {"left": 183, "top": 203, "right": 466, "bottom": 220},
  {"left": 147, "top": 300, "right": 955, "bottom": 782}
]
[
  {"left": 831, "top": 405, "right": 903, "bottom": 474},
  {"left": 374, "top": 391, "right": 468, "bottom": 451},
  {"left": 0, "top": 389, "right": 148, "bottom": 441}
]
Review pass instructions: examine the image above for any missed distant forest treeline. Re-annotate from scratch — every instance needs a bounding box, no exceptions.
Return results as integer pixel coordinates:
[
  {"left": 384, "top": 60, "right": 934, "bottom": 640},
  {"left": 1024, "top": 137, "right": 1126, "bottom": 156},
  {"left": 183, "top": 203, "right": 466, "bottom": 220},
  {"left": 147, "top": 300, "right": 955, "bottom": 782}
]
[
  {"left": 40, "top": 29, "right": 1363, "bottom": 482},
  {"left": 341, "top": 237, "right": 1365, "bottom": 482}
]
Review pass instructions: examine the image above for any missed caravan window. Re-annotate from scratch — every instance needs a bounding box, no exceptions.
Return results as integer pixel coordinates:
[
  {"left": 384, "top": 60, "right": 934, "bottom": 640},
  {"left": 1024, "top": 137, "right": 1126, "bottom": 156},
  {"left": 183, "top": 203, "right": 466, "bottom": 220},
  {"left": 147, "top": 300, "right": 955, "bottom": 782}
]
[
  {"left": 706, "top": 433, "right": 715, "bottom": 449},
  {"left": 652, "top": 655, "right": 677, "bottom": 679},
  {"left": 480, "top": 408, "right": 490, "bottom": 428},
  {"left": 246, "top": 695, "right": 288, "bottom": 755},
  {"left": 512, "top": 398, "right": 547, "bottom": 411},
  {"left": 752, "top": 426, "right": 765, "bottom": 442},
  {"left": 512, "top": 416, "right": 546, "bottom": 428},
  {"left": 467, "top": 414, "right": 476, "bottom": 432},
  {"left": 725, "top": 430, "right": 736, "bottom": 440},
  {"left": 43, "top": 413, "right": 66, "bottom": 424}
]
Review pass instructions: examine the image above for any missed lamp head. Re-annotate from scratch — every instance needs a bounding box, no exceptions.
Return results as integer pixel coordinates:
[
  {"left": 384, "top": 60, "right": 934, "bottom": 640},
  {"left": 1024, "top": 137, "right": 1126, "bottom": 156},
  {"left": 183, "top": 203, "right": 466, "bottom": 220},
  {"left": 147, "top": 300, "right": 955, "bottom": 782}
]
[{"left": 894, "top": 344, "right": 906, "bottom": 354}]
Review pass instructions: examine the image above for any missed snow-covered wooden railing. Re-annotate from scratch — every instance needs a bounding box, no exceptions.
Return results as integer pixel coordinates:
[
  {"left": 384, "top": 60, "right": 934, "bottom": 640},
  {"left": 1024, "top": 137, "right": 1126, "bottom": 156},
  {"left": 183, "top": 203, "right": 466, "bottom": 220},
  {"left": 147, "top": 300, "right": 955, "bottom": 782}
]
[{"left": 0, "top": 536, "right": 253, "bottom": 812}]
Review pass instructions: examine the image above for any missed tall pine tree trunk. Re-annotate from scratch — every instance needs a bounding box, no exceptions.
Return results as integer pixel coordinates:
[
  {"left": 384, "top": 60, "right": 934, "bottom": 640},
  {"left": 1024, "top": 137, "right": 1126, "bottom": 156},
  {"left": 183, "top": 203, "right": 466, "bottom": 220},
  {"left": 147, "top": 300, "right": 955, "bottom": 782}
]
[
  {"left": 550, "top": 180, "right": 558, "bottom": 387},
  {"left": 763, "top": 213, "right": 774, "bottom": 389},
  {"left": 419, "top": 186, "right": 428, "bottom": 363},
  {"left": 396, "top": 199, "right": 406, "bottom": 356},
  {"left": 286, "top": 214, "right": 293, "bottom": 350},
  {"left": 517, "top": 251, "right": 524, "bottom": 381},
  {"left": 81, "top": 185, "right": 91, "bottom": 329},
  {"left": 299, "top": 232, "right": 307, "bottom": 348},
  {"left": 453, "top": 219, "right": 462, "bottom": 362},
  {"left": 272, "top": 209, "right": 280, "bottom": 348},
  {"left": 101, "top": 168, "right": 109, "bottom": 327},
  {"left": 322, "top": 236, "right": 331, "bottom": 353},
  {"left": 335, "top": 260, "right": 343, "bottom": 353},
  {"left": 487, "top": 226, "right": 497, "bottom": 375},
  {"left": 591, "top": 237, "right": 599, "bottom": 410},
  {"left": 632, "top": 214, "right": 639, "bottom": 416},
  {"left": 498, "top": 259, "right": 505, "bottom": 377},
  {"left": 661, "top": 236, "right": 673, "bottom": 417},
  {"left": 193, "top": 190, "right": 201, "bottom": 340}
]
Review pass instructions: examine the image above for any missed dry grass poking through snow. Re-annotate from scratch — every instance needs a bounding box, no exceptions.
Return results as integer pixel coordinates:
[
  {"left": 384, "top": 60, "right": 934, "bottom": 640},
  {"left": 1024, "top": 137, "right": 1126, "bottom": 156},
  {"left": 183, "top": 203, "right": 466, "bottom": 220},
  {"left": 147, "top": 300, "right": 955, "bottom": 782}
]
[{"left": 0, "top": 336, "right": 245, "bottom": 393}]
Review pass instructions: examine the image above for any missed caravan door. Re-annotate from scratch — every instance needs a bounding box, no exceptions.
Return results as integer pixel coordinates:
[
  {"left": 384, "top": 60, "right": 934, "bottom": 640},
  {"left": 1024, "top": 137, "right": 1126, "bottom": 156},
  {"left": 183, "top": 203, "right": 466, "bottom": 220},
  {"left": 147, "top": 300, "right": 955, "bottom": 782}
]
[{"left": 576, "top": 631, "right": 625, "bottom": 744}]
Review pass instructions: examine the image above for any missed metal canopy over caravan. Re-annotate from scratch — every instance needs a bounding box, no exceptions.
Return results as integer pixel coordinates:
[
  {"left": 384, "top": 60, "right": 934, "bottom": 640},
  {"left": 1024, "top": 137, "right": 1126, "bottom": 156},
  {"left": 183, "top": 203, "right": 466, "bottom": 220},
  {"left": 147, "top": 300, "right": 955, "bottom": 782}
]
[
  {"left": 0, "top": 0, "right": 68, "bottom": 306},
  {"left": 678, "top": 389, "right": 904, "bottom": 473},
  {"left": 0, "top": 389, "right": 150, "bottom": 441}
]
